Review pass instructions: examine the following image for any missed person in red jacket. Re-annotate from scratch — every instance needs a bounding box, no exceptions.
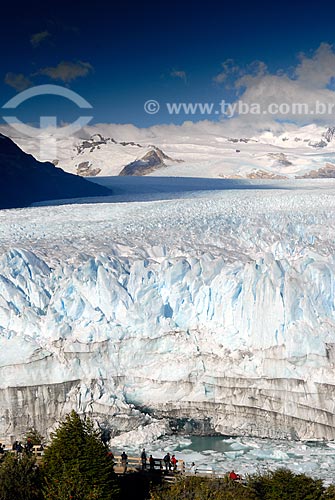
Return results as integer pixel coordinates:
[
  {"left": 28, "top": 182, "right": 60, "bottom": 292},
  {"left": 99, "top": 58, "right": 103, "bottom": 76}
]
[
  {"left": 229, "top": 470, "right": 241, "bottom": 480},
  {"left": 171, "top": 454, "right": 178, "bottom": 471}
]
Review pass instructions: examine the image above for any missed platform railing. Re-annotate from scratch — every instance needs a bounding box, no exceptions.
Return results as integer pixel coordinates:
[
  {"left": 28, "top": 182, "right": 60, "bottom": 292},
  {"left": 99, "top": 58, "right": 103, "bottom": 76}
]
[
  {"left": 112, "top": 455, "right": 186, "bottom": 475},
  {"left": 0, "top": 444, "right": 44, "bottom": 463}
]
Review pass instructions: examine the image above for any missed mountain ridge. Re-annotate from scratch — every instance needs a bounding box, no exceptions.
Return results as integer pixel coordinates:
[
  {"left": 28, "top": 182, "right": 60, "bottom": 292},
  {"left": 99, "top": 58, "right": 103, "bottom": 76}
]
[
  {"left": 5, "top": 123, "right": 335, "bottom": 180},
  {"left": 0, "top": 134, "right": 112, "bottom": 209}
]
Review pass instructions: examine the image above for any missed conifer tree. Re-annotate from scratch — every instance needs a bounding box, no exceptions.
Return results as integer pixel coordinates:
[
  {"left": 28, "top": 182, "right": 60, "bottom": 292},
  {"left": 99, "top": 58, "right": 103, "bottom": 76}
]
[
  {"left": 0, "top": 454, "right": 42, "bottom": 500},
  {"left": 43, "top": 410, "right": 119, "bottom": 500}
]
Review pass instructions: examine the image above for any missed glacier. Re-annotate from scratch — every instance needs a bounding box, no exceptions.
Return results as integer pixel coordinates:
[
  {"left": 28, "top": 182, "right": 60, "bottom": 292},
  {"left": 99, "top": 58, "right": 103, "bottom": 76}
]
[{"left": 0, "top": 180, "right": 335, "bottom": 443}]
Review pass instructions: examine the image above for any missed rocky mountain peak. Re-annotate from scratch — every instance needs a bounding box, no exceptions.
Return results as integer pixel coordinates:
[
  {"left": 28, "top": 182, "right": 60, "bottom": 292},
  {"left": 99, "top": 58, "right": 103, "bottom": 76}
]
[
  {"left": 322, "top": 127, "right": 335, "bottom": 143},
  {"left": 119, "top": 147, "right": 183, "bottom": 176}
]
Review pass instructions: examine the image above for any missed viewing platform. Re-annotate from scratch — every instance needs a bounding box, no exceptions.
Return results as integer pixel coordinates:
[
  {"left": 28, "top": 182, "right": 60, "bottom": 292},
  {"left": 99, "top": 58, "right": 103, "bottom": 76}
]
[
  {"left": 112, "top": 455, "right": 233, "bottom": 480},
  {"left": 112, "top": 454, "right": 185, "bottom": 475}
]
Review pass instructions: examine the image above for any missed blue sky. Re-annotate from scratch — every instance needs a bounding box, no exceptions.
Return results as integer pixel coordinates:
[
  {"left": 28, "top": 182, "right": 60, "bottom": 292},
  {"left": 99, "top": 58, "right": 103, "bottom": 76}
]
[{"left": 2, "top": 0, "right": 335, "bottom": 128}]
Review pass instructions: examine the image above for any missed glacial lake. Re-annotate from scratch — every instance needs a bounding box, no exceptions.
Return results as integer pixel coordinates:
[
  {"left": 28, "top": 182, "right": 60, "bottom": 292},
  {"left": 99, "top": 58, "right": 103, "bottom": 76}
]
[{"left": 114, "top": 435, "right": 335, "bottom": 485}]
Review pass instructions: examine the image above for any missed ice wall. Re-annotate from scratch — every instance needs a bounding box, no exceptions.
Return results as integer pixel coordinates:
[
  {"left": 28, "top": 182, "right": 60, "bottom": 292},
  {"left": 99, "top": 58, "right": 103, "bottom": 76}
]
[{"left": 0, "top": 238, "right": 334, "bottom": 440}]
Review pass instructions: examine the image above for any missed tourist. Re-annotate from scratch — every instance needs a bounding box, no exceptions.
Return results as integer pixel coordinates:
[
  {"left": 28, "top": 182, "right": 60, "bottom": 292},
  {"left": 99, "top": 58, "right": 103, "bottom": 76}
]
[
  {"left": 25, "top": 438, "right": 33, "bottom": 455},
  {"left": 190, "top": 462, "right": 197, "bottom": 475},
  {"left": 141, "top": 448, "right": 147, "bottom": 470},
  {"left": 229, "top": 470, "right": 241, "bottom": 481},
  {"left": 163, "top": 452, "right": 171, "bottom": 471},
  {"left": 149, "top": 455, "right": 155, "bottom": 470},
  {"left": 121, "top": 451, "right": 128, "bottom": 474},
  {"left": 171, "top": 454, "right": 178, "bottom": 471}
]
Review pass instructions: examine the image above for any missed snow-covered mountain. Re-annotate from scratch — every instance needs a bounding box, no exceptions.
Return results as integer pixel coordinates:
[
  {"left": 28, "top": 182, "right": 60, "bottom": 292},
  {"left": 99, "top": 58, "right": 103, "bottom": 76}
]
[
  {"left": 1, "top": 180, "right": 335, "bottom": 442},
  {"left": 119, "top": 148, "right": 183, "bottom": 176},
  {"left": 5, "top": 123, "right": 335, "bottom": 179},
  {"left": 0, "top": 134, "right": 111, "bottom": 209}
]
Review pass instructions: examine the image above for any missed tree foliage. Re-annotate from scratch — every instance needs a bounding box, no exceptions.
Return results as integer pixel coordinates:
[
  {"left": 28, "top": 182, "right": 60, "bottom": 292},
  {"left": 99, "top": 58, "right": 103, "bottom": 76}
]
[
  {"left": 0, "top": 454, "right": 42, "bottom": 500},
  {"left": 323, "top": 485, "right": 335, "bottom": 499},
  {"left": 42, "top": 410, "right": 119, "bottom": 500},
  {"left": 150, "top": 475, "right": 257, "bottom": 500},
  {"left": 248, "top": 468, "right": 324, "bottom": 500},
  {"left": 24, "top": 427, "right": 45, "bottom": 446},
  {"left": 149, "top": 470, "right": 335, "bottom": 500}
]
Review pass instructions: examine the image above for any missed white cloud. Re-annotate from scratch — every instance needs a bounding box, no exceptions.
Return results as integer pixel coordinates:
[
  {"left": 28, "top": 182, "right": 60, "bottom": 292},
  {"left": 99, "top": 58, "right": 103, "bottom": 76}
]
[
  {"left": 4, "top": 72, "right": 32, "bottom": 91},
  {"left": 214, "top": 59, "right": 267, "bottom": 91},
  {"left": 37, "top": 61, "right": 94, "bottom": 83},
  {"left": 30, "top": 30, "right": 51, "bottom": 47},
  {"left": 81, "top": 118, "right": 285, "bottom": 144},
  {"left": 171, "top": 70, "right": 187, "bottom": 83},
  {"left": 213, "top": 58, "right": 241, "bottom": 84},
  {"left": 294, "top": 43, "right": 335, "bottom": 89},
  {"left": 214, "top": 43, "right": 335, "bottom": 126}
]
